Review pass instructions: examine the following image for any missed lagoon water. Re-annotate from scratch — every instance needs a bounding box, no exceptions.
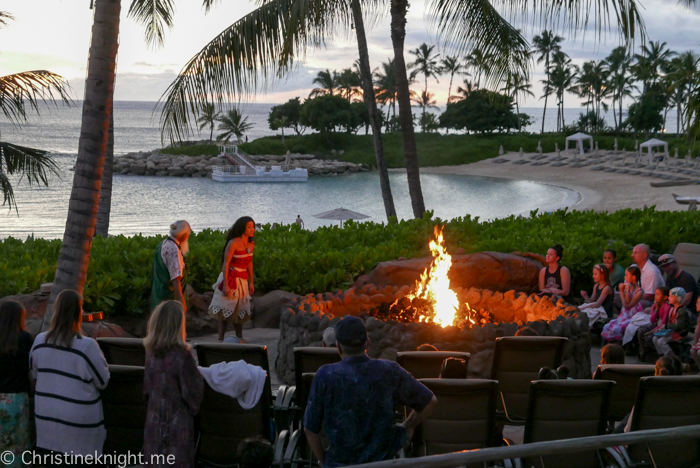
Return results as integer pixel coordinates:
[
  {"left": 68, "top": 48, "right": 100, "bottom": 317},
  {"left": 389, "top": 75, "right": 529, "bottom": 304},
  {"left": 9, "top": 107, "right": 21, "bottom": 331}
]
[{"left": 1, "top": 101, "right": 582, "bottom": 239}]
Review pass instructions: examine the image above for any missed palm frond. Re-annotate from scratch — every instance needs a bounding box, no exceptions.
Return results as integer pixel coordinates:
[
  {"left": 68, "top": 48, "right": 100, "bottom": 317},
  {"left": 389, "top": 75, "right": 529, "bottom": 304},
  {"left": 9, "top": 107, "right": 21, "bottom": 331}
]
[
  {"left": 128, "top": 0, "right": 176, "bottom": 47},
  {"left": 0, "top": 11, "right": 15, "bottom": 28},
  {"left": 157, "top": 0, "right": 356, "bottom": 145},
  {"left": 428, "top": 0, "right": 530, "bottom": 90},
  {"left": 0, "top": 71, "right": 72, "bottom": 125},
  {"left": 0, "top": 142, "right": 60, "bottom": 212}
]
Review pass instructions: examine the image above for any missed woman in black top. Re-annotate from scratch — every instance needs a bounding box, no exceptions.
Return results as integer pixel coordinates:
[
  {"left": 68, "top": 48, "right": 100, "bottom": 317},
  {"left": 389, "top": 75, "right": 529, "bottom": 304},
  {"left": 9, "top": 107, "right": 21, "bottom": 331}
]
[
  {"left": 0, "top": 300, "right": 34, "bottom": 467},
  {"left": 538, "top": 244, "right": 571, "bottom": 298}
]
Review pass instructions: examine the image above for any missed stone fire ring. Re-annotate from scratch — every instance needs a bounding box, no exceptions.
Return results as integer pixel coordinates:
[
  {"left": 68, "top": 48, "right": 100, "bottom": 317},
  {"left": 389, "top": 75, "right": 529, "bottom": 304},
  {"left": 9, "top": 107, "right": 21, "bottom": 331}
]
[{"left": 275, "top": 283, "right": 590, "bottom": 385}]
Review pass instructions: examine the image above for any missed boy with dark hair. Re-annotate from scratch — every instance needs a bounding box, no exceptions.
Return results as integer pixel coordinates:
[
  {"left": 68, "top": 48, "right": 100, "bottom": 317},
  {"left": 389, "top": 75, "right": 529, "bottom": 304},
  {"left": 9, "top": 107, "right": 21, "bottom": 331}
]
[{"left": 237, "top": 437, "right": 274, "bottom": 468}]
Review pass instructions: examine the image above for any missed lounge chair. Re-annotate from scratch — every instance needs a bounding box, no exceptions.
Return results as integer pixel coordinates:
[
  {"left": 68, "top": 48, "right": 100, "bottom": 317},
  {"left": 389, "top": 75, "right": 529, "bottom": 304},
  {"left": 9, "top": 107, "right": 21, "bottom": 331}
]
[
  {"left": 102, "top": 365, "right": 147, "bottom": 456},
  {"left": 397, "top": 351, "right": 470, "bottom": 379},
  {"left": 97, "top": 337, "right": 146, "bottom": 366},
  {"left": 593, "top": 364, "right": 655, "bottom": 426}
]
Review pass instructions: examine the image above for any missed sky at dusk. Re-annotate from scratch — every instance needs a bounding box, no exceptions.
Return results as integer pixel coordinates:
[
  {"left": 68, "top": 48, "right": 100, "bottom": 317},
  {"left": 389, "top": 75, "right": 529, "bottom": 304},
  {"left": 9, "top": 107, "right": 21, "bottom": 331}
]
[{"left": 1, "top": 0, "right": 699, "bottom": 107}]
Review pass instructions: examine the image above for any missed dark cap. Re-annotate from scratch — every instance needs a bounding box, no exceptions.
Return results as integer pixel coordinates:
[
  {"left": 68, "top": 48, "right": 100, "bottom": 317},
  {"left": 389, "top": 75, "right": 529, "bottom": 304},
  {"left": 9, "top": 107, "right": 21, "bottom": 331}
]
[
  {"left": 658, "top": 254, "right": 676, "bottom": 267},
  {"left": 335, "top": 316, "right": 368, "bottom": 347}
]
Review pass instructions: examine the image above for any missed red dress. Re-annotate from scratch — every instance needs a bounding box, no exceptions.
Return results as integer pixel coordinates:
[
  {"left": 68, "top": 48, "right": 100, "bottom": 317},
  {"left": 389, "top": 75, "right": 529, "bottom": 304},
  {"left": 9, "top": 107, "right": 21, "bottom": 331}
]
[{"left": 208, "top": 245, "right": 253, "bottom": 323}]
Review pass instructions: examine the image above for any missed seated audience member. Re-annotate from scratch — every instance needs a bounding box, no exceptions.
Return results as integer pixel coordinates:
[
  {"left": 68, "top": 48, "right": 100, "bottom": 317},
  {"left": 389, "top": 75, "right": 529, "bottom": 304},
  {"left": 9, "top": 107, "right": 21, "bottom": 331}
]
[
  {"left": 690, "top": 296, "right": 700, "bottom": 373},
  {"left": 29, "top": 290, "right": 110, "bottom": 457},
  {"left": 602, "top": 266, "right": 643, "bottom": 344},
  {"left": 579, "top": 264, "right": 614, "bottom": 326},
  {"left": 652, "top": 287, "right": 690, "bottom": 357},
  {"left": 322, "top": 327, "right": 336, "bottom": 348},
  {"left": 237, "top": 436, "right": 274, "bottom": 468},
  {"left": 592, "top": 343, "right": 625, "bottom": 379},
  {"left": 539, "top": 244, "right": 571, "bottom": 298},
  {"left": 0, "top": 301, "right": 34, "bottom": 468},
  {"left": 603, "top": 249, "right": 626, "bottom": 289},
  {"left": 631, "top": 244, "right": 664, "bottom": 308},
  {"left": 637, "top": 287, "right": 671, "bottom": 360},
  {"left": 416, "top": 343, "right": 438, "bottom": 351},
  {"left": 439, "top": 357, "right": 467, "bottom": 379},
  {"left": 658, "top": 254, "right": 699, "bottom": 322},
  {"left": 304, "top": 316, "right": 437, "bottom": 467},
  {"left": 515, "top": 326, "right": 538, "bottom": 337},
  {"left": 616, "top": 355, "right": 683, "bottom": 433}
]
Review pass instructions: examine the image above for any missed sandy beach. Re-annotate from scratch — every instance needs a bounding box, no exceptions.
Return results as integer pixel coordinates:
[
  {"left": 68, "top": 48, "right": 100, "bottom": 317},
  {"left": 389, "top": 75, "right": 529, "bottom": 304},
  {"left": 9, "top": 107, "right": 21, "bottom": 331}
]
[{"left": 422, "top": 150, "right": 700, "bottom": 212}]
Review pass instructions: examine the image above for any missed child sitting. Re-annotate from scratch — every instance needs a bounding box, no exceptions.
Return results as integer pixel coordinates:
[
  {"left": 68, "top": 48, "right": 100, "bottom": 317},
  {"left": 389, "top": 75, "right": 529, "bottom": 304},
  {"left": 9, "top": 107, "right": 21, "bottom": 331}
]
[
  {"left": 602, "top": 266, "right": 643, "bottom": 344},
  {"left": 636, "top": 287, "right": 671, "bottom": 360},
  {"left": 652, "top": 287, "right": 690, "bottom": 357},
  {"left": 592, "top": 343, "right": 624, "bottom": 379},
  {"left": 579, "top": 264, "right": 614, "bottom": 326}
]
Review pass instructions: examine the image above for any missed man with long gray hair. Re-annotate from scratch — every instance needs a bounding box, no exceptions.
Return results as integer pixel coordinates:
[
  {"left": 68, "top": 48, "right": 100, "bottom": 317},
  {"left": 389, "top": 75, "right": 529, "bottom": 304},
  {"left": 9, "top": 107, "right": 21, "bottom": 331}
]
[{"left": 151, "top": 220, "right": 191, "bottom": 311}]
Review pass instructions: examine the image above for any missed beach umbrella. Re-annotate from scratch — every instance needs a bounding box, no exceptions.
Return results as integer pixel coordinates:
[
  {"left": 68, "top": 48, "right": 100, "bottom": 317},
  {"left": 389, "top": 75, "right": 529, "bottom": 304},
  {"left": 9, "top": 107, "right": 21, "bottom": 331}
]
[{"left": 313, "top": 207, "right": 370, "bottom": 227}]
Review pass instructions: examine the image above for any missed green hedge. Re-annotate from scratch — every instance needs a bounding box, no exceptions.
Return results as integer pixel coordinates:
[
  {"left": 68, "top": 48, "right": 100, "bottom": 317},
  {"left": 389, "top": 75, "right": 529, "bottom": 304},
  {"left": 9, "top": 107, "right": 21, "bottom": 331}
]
[{"left": 2, "top": 208, "right": 699, "bottom": 316}]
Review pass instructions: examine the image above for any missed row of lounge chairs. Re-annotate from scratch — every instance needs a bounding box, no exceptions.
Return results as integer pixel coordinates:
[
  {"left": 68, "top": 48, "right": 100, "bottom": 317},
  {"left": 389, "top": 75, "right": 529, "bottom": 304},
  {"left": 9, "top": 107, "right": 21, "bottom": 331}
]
[{"left": 96, "top": 336, "right": 700, "bottom": 467}]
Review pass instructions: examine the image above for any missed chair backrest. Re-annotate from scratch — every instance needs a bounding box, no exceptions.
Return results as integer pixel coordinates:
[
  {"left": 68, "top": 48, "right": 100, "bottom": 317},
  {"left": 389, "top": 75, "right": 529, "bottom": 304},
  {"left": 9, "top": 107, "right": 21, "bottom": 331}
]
[
  {"left": 102, "top": 365, "right": 147, "bottom": 456},
  {"left": 673, "top": 242, "right": 700, "bottom": 282},
  {"left": 97, "top": 338, "right": 146, "bottom": 366},
  {"left": 293, "top": 347, "right": 341, "bottom": 390},
  {"left": 416, "top": 379, "right": 498, "bottom": 456},
  {"left": 524, "top": 380, "right": 614, "bottom": 468},
  {"left": 593, "top": 364, "right": 655, "bottom": 422},
  {"left": 193, "top": 343, "right": 272, "bottom": 466},
  {"left": 628, "top": 375, "right": 700, "bottom": 467},
  {"left": 397, "top": 351, "right": 471, "bottom": 379},
  {"left": 490, "top": 336, "right": 567, "bottom": 420}
]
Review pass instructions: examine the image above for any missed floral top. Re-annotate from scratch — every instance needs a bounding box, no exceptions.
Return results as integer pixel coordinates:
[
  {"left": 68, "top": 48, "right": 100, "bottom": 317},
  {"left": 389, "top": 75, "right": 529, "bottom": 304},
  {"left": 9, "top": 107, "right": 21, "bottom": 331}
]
[{"left": 161, "top": 238, "right": 185, "bottom": 280}]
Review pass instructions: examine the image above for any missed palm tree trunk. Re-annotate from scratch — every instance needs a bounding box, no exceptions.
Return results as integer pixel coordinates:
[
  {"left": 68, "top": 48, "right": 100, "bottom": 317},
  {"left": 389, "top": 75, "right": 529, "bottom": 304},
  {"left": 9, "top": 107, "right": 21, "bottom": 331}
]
[
  {"left": 515, "top": 98, "right": 521, "bottom": 131},
  {"left": 351, "top": 0, "right": 397, "bottom": 222},
  {"left": 209, "top": 122, "right": 214, "bottom": 141},
  {"left": 95, "top": 111, "right": 114, "bottom": 237},
  {"left": 43, "top": 0, "right": 120, "bottom": 329},
  {"left": 390, "top": 0, "right": 425, "bottom": 218},
  {"left": 677, "top": 102, "right": 681, "bottom": 135}
]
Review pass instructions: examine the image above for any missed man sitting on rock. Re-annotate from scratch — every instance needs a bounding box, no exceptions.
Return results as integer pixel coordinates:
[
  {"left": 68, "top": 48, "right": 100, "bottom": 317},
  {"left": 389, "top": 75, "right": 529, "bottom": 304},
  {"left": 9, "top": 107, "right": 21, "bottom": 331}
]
[{"left": 304, "top": 316, "right": 437, "bottom": 467}]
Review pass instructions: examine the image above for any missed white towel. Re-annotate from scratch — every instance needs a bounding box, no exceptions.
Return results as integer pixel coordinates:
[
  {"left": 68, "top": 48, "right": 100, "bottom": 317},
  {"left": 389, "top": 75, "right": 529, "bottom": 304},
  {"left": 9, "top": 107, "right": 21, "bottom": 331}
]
[
  {"left": 622, "top": 312, "right": 651, "bottom": 345},
  {"left": 580, "top": 304, "right": 608, "bottom": 327},
  {"left": 198, "top": 360, "right": 267, "bottom": 410}
]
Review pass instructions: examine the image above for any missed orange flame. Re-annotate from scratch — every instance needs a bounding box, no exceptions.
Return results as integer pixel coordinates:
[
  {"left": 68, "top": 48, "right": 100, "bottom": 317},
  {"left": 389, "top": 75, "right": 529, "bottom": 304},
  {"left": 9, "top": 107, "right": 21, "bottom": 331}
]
[{"left": 407, "top": 226, "right": 460, "bottom": 327}]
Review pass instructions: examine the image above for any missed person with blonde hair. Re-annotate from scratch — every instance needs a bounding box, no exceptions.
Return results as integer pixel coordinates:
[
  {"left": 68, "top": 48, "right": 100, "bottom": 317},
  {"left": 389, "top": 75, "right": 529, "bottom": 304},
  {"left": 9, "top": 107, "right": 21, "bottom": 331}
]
[
  {"left": 29, "top": 289, "right": 110, "bottom": 456},
  {"left": 151, "top": 220, "right": 192, "bottom": 312},
  {"left": 143, "top": 300, "right": 203, "bottom": 467},
  {"left": 0, "top": 301, "right": 33, "bottom": 467}
]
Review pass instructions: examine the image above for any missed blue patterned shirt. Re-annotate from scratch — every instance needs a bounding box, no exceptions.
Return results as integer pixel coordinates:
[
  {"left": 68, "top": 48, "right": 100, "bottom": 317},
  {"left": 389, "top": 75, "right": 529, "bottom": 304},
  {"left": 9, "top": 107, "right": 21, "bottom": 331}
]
[{"left": 303, "top": 355, "right": 434, "bottom": 467}]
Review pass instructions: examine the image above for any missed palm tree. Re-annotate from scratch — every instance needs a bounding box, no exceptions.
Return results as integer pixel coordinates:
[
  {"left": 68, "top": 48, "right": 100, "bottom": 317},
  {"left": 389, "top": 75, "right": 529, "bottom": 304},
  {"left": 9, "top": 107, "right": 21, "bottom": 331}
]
[
  {"left": 440, "top": 55, "right": 469, "bottom": 104},
  {"left": 45, "top": 0, "right": 121, "bottom": 329},
  {"left": 667, "top": 52, "right": 699, "bottom": 135},
  {"left": 310, "top": 69, "right": 338, "bottom": 97},
  {"left": 635, "top": 41, "right": 676, "bottom": 94},
  {"left": 196, "top": 103, "right": 221, "bottom": 140},
  {"left": 501, "top": 72, "right": 534, "bottom": 131},
  {"left": 216, "top": 109, "right": 253, "bottom": 142},
  {"left": 95, "top": 114, "right": 114, "bottom": 237},
  {"left": 464, "top": 48, "right": 491, "bottom": 88},
  {"left": 576, "top": 60, "right": 608, "bottom": 128},
  {"left": 409, "top": 43, "right": 441, "bottom": 136},
  {"left": 604, "top": 46, "right": 635, "bottom": 131},
  {"left": 374, "top": 59, "right": 399, "bottom": 121},
  {"left": 0, "top": 13, "right": 71, "bottom": 212},
  {"left": 549, "top": 50, "right": 576, "bottom": 131},
  {"left": 412, "top": 90, "right": 439, "bottom": 132},
  {"left": 533, "top": 30, "right": 564, "bottom": 133},
  {"left": 335, "top": 68, "right": 362, "bottom": 101}
]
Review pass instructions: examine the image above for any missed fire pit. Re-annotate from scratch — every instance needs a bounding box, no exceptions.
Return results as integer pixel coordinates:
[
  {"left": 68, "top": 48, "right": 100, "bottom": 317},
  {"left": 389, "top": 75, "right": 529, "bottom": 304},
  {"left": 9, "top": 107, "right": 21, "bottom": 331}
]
[{"left": 276, "top": 228, "right": 591, "bottom": 383}]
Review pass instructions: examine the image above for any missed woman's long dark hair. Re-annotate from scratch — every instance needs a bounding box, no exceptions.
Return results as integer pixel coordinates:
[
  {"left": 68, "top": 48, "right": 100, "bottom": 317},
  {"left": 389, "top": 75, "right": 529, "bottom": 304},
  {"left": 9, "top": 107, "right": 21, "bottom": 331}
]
[
  {"left": 222, "top": 216, "right": 255, "bottom": 261},
  {"left": 46, "top": 289, "right": 83, "bottom": 348},
  {"left": 0, "top": 300, "right": 26, "bottom": 355}
]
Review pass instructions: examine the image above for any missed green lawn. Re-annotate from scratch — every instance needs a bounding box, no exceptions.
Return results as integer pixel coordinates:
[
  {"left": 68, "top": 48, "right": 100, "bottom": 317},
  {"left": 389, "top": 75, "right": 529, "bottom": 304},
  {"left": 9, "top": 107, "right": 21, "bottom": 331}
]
[{"left": 164, "top": 133, "right": 697, "bottom": 168}]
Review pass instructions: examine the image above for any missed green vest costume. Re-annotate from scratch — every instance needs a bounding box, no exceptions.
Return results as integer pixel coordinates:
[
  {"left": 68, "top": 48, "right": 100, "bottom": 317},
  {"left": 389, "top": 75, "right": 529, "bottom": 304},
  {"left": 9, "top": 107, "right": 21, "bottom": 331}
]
[{"left": 151, "top": 238, "right": 188, "bottom": 311}]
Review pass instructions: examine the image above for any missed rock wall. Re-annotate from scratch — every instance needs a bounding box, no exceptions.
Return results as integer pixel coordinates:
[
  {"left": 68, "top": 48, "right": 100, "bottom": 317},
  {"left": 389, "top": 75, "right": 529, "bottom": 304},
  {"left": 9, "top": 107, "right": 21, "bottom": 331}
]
[
  {"left": 113, "top": 150, "right": 370, "bottom": 177},
  {"left": 275, "top": 285, "right": 591, "bottom": 384}
]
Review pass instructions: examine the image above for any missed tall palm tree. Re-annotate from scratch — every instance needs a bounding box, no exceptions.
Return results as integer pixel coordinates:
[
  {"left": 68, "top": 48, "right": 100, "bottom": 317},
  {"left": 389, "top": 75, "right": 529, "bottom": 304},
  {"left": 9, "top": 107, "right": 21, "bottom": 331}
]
[
  {"left": 0, "top": 13, "right": 71, "bottom": 212},
  {"left": 310, "top": 69, "right": 338, "bottom": 97},
  {"left": 409, "top": 43, "right": 441, "bottom": 137},
  {"left": 501, "top": 71, "right": 534, "bottom": 131},
  {"left": 464, "top": 48, "right": 491, "bottom": 88},
  {"left": 440, "top": 55, "right": 468, "bottom": 104},
  {"left": 667, "top": 52, "right": 699, "bottom": 135},
  {"left": 549, "top": 50, "right": 576, "bottom": 131},
  {"left": 412, "top": 90, "right": 439, "bottom": 132},
  {"left": 604, "top": 46, "right": 634, "bottom": 131},
  {"left": 374, "top": 59, "right": 399, "bottom": 121},
  {"left": 196, "top": 103, "right": 221, "bottom": 140},
  {"left": 216, "top": 109, "right": 253, "bottom": 142},
  {"left": 335, "top": 68, "right": 363, "bottom": 101},
  {"left": 95, "top": 114, "right": 114, "bottom": 237},
  {"left": 533, "top": 30, "right": 564, "bottom": 133},
  {"left": 45, "top": 0, "right": 121, "bottom": 328},
  {"left": 633, "top": 41, "right": 675, "bottom": 96}
]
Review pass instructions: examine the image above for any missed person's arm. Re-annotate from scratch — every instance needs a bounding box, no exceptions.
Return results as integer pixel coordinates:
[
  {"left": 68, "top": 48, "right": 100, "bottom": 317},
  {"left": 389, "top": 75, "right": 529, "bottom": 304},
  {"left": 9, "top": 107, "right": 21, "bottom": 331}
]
[
  {"left": 248, "top": 245, "right": 255, "bottom": 295},
  {"left": 681, "top": 290, "right": 693, "bottom": 307},
  {"left": 304, "top": 429, "right": 326, "bottom": 467},
  {"left": 222, "top": 240, "right": 236, "bottom": 297},
  {"left": 588, "top": 285, "right": 612, "bottom": 309},
  {"left": 401, "top": 395, "right": 437, "bottom": 440},
  {"left": 539, "top": 268, "right": 547, "bottom": 293},
  {"left": 627, "top": 288, "right": 643, "bottom": 309},
  {"left": 172, "top": 277, "right": 186, "bottom": 310},
  {"left": 669, "top": 307, "right": 688, "bottom": 333},
  {"left": 87, "top": 339, "right": 111, "bottom": 390},
  {"left": 179, "top": 350, "right": 204, "bottom": 415},
  {"left": 693, "top": 320, "right": 700, "bottom": 344},
  {"left": 558, "top": 267, "right": 571, "bottom": 296}
]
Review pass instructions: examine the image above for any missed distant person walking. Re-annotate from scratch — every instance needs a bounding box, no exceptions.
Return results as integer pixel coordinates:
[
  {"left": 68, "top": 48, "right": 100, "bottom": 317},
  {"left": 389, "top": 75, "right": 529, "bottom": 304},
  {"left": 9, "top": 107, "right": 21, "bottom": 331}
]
[
  {"left": 209, "top": 216, "right": 256, "bottom": 341},
  {"left": 151, "top": 220, "right": 191, "bottom": 312},
  {"left": 295, "top": 215, "right": 304, "bottom": 229}
]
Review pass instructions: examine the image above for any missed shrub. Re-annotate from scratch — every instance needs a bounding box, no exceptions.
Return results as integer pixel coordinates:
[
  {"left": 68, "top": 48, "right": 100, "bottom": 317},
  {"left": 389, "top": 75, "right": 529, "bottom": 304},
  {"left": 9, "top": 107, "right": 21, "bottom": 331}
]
[{"left": 3, "top": 208, "right": 699, "bottom": 316}]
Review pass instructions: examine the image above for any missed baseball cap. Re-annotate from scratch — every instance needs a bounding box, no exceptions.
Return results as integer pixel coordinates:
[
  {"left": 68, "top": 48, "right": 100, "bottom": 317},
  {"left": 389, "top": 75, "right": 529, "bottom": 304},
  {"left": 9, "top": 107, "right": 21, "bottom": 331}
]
[
  {"left": 658, "top": 254, "right": 676, "bottom": 267},
  {"left": 334, "top": 316, "right": 368, "bottom": 347}
]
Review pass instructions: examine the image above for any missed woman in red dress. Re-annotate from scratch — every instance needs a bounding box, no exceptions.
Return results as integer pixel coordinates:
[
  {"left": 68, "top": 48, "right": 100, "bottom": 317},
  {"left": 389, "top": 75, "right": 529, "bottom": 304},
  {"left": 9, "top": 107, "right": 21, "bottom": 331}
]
[{"left": 208, "top": 216, "right": 256, "bottom": 341}]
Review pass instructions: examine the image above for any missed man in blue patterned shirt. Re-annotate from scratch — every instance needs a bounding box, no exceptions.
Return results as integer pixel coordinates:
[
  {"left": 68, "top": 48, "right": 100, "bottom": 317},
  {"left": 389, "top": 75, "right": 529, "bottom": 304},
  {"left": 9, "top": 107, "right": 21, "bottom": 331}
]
[{"left": 304, "top": 316, "right": 437, "bottom": 467}]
